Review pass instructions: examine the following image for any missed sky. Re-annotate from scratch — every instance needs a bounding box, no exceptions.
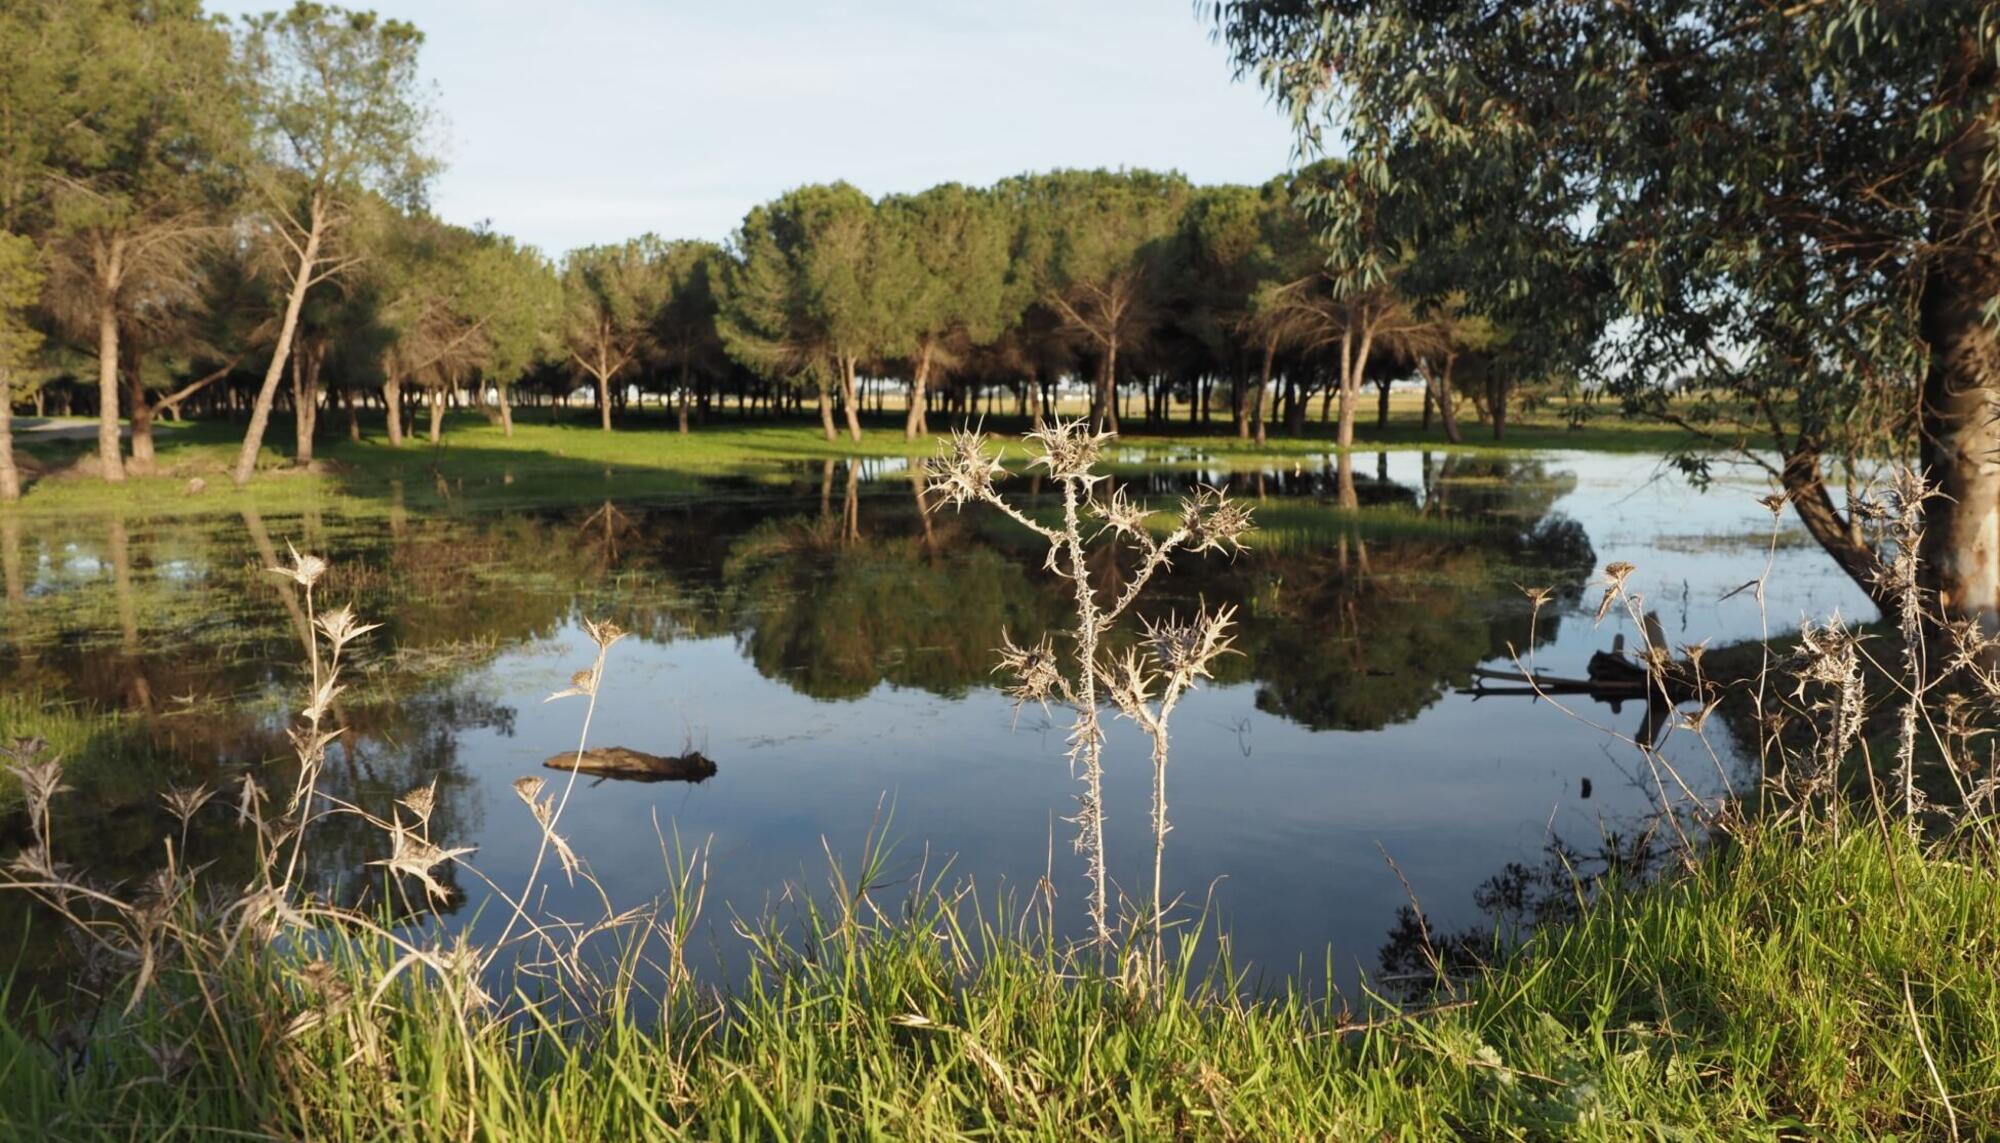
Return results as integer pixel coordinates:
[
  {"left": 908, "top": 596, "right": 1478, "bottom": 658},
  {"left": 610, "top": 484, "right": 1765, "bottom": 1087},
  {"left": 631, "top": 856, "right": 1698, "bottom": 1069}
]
[{"left": 203, "top": 0, "right": 1301, "bottom": 256}]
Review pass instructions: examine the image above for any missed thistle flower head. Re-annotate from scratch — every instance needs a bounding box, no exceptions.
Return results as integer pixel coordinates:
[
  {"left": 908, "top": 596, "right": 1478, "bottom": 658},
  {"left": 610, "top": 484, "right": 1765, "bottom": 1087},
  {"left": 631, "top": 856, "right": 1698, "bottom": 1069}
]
[
  {"left": 582, "top": 616, "right": 626, "bottom": 651},
  {"left": 511, "top": 776, "right": 546, "bottom": 806},
  {"left": 161, "top": 784, "right": 214, "bottom": 827},
  {"left": 369, "top": 822, "right": 474, "bottom": 904},
  {"left": 1179, "top": 486, "right": 1253, "bottom": 555},
  {"left": 1024, "top": 416, "right": 1114, "bottom": 483},
  {"left": 5, "top": 755, "right": 69, "bottom": 813},
  {"left": 926, "top": 429, "right": 1006, "bottom": 509},
  {"left": 994, "top": 631, "right": 1064, "bottom": 713},
  {"left": 546, "top": 666, "right": 599, "bottom": 702},
  {"left": 270, "top": 542, "right": 328, "bottom": 589},
  {"left": 315, "top": 604, "right": 381, "bottom": 650},
  {"left": 1593, "top": 561, "right": 1638, "bottom": 623},
  {"left": 1090, "top": 484, "right": 1152, "bottom": 541},
  {"left": 1142, "top": 605, "right": 1239, "bottom": 684},
  {"left": 399, "top": 780, "right": 438, "bottom": 828}
]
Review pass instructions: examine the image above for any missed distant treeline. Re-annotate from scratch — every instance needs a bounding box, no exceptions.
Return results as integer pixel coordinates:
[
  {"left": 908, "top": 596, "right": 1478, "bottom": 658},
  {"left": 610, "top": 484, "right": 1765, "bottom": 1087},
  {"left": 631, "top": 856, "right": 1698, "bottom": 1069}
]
[{"left": 0, "top": 1, "right": 1551, "bottom": 502}]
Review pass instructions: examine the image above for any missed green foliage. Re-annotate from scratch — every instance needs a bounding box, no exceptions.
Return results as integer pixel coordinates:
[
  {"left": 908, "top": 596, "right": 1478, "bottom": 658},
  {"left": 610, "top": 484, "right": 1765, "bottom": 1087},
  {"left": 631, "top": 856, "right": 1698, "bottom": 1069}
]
[
  {"left": 0, "top": 232, "right": 40, "bottom": 372},
  {"left": 239, "top": 1, "right": 435, "bottom": 205},
  {"left": 2, "top": 820, "right": 1993, "bottom": 1138}
]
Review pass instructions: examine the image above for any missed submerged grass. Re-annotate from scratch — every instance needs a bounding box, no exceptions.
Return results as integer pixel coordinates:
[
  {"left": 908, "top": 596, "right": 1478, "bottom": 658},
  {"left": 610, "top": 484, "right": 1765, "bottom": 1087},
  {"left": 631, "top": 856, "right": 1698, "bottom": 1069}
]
[{"left": 0, "top": 820, "right": 1993, "bottom": 1139}]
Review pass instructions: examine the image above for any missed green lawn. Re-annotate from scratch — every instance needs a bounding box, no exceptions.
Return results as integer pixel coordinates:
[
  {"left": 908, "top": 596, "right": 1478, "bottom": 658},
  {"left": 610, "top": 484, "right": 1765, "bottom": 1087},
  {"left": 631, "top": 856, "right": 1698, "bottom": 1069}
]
[{"left": 4, "top": 402, "right": 1708, "bottom": 519}]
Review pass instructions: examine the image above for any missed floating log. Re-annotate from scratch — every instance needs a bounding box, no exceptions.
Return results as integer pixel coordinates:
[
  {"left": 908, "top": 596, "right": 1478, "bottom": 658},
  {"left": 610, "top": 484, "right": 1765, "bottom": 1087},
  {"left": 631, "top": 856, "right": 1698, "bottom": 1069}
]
[
  {"left": 1462, "top": 635, "right": 1703, "bottom": 706},
  {"left": 543, "top": 747, "right": 718, "bottom": 784}
]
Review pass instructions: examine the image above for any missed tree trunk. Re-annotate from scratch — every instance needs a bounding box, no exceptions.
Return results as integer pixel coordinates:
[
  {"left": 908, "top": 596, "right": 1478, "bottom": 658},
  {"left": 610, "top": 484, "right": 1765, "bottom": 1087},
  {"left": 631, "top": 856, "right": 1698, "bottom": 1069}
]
[
  {"left": 233, "top": 198, "right": 325, "bottom": 487},
  {"left": 676, "top": 362, "right": 690, "bottom": 434},
  {"left": 499, "top": 385, "right": 515, "bottom": 437},
  {"left": 344, "top": 385, "right": 361, "bottom": 442},
  {"left": 817, "top": 386, "right": 836, "bottom": 441},
  {"left": 428, "top": 386, "right": 443, "bottom": 443},
  {"left": 384, "top": 378, "right": 405, "bottom": 447},
  {"left": 1252, "top": 340, "right": 1273, "bottom": 446},
  {"left": 1918, "top": 45, "right": 2000, "bottom": 631},
  {"left": 293, "top": 343, "right": 321, "bottom": 465},
  {"left": 127, "top": 356, "right": 155, "bottom": 474},
  {"left": 96, "top": 293, "right": 126, "bottom": 483},
  {"left": 840, "top": 357, "right": 862, "bottom": 442},
  {"left": 1098, "top": 340, "right": 1121, "bottom": 435},
  {"left": 597, "top": 369, "right": 612, "bottom": 431},
  {"left": 1490, "top": 375, "right": 1508, "bottom": 440},
  {"left": 905, "top": 342, "right": 931, "bottom": 441},
  {"left": 1435, "top": 356, "right": 1464, "bottom": 444},
  {"left": 0, "top": 367, "right": 18, "bottom": 502},
  {"left": 1376, "top": 377, "right": 1392, "bottom": 431}
]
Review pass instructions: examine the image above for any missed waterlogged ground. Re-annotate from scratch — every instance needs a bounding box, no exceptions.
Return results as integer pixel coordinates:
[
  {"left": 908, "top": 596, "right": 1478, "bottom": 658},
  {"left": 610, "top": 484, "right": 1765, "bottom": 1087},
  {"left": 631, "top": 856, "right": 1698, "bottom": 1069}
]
[{"left": 0, "top": 451, "right": 1875, "bottom": 999}]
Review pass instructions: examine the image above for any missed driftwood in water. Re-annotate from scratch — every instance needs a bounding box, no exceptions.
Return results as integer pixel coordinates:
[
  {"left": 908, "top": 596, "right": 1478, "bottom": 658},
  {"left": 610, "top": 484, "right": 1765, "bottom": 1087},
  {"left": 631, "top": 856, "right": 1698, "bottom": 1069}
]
[
  {"left": 1462, "top": 634, "right": 1706, "bottom": 707},
  {"left": 543, "top": 746, "right": 718, "bottom": 784}
]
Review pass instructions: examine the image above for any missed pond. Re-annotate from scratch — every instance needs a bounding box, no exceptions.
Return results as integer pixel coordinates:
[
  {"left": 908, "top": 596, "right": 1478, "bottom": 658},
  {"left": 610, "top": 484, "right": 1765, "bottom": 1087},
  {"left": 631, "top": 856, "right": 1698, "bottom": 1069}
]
[{"left": 0, "top": 449, "right": 1876, "bottom": 1001}]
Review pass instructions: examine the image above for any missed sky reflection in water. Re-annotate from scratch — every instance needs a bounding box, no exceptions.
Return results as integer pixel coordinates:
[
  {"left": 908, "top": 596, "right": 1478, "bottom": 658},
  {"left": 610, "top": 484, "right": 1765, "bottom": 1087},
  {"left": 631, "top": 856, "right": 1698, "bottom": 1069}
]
[{"left": 0, "top": 450, "right": 1876, "bottom": 997}]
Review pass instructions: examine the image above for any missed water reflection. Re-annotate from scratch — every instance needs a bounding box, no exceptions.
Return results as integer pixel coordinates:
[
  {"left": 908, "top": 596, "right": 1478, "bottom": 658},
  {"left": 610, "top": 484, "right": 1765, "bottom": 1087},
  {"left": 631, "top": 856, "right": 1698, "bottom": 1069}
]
[{"left": 0, "top": 451, "right": 1875, "bottom": 998}]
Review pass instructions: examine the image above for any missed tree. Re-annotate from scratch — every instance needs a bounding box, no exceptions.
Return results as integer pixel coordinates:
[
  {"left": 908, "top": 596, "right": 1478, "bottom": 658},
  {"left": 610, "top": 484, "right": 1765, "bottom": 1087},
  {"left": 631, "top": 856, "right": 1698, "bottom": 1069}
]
[
  {"left": 650, "top": 240, "right": 726, "bottom": 435},
  {"left": 558, "top": 238, "right": 666, "bottom": 432},
  {"left": 1217, "top": 1, "right": 1991, "bottom": 626},
  {"left": 1003, "top": 170, "right": 1191, "bottom": 433},
  {"left": 229, "top": 1, "right": 435, "bottom": 486},
  {"left": 718, "top": 184, "right": 881, "bottom": 442},
  {"left": 14, "top": 0, "right": 240, "bottom": 483},
  {"left": 0, "top": 232, "right": 43, "bottom": 502},
  {"left": 465, "top": 231, "right": 558, "bottom": 438},
  {"left": 876, "top": 185, "right": 1017, "bottom": 440}
]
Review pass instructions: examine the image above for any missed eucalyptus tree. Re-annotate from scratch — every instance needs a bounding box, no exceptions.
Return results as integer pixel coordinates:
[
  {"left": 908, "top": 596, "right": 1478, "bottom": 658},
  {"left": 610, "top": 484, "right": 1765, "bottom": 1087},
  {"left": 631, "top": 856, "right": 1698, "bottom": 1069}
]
[
  {"left": 0, "top": 232, "right": 42, "bottom": 502},
  {"left": 229, "top": 1, "right": 435, "bottom": 486},
  {"left": 1002, "top": 169, "right": 1191, "bottom": 433},
  {"left": 1218, "top": 0, "right": 1990, "bottom": 625},
  {"left": 559, "top": 237, "right": 667, "bottom": 432},
  {"left": 14, "top": 0, "right": 241, "bottom": 483},
  {"left": 650, "top": 240, "right": 727, "bottom": 434},
  {"left": 718, "top": 183, "right": 880, "bottom": 442},
  {"left": 876, "top": 184, "right": 1017, "bottom": 440}
]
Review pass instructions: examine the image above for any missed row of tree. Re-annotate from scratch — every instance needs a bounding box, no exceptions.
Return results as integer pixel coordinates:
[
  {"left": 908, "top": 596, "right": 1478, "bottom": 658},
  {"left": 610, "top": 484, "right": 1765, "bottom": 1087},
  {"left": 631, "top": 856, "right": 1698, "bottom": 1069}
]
[{"left": 0, "top": 3, "right": 1549, "bottom": 505}]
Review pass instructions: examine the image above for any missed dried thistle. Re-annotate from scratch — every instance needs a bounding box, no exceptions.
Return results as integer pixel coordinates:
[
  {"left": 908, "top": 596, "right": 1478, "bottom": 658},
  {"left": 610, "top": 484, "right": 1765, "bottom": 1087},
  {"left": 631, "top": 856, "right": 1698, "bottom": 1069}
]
[
  {"left": 1090, "top": 484, "right": 1153, "bottom": 541},
  {"left": 994, "top": 631, "right": 1064, "bottom": 715},
  {"left": 545, "top": 666, "right": 599, "bottom": 703},
  {"left": 511, "top": 776, "right": 546, "bottom": 806},
  {"left": 270, "top": 541, "right": 328, "bottom": 589},
  {"left": 369, "top": 822, "right": 475, "bottom": 904},
  {"left": 926, "top": 428, "right": 1008, "bottom": 508},
  {"left": 161, "top": 784, "right": 215, "bottom": 829},
  {"left": 398, "top": 780, "right": 438, "bottom": 829},
  {"left": 1179, "top": 486, "right": 1253, "bottom": 556},
  {"left": 1594, "top": 561, "right": 1638, "bottom": 624},
  {"left": 314, "top": 604, "right": 382, "bottom": 650},
  {"left": 581, "top": 617, "right": 627, "bottom": 651},
  {"left": 1025, "top": 416, "right": 1115, "bottom": 484}
]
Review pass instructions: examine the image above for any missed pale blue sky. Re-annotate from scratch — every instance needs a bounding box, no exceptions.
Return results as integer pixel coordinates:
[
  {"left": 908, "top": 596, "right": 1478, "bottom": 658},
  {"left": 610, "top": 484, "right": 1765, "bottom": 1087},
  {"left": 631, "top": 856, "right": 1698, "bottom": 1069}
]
[{"left": 205, "top": 0, "right": 1300, "bottom": 256}]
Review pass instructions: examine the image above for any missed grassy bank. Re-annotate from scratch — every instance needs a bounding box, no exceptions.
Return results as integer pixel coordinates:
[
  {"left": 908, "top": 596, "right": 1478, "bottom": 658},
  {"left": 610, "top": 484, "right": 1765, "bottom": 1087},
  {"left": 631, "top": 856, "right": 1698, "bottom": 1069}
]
[
  {"left": 3, "top": 402, "right": 1700, "bottom": 519},
  {"left": 0, "top": 819, "right": 1992, "bottom": 1140}
]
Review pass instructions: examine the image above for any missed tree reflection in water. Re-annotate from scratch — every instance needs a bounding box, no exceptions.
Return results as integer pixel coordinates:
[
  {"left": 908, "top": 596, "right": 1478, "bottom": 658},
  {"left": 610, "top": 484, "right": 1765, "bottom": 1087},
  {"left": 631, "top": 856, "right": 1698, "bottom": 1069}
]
[{"left": 2, "top": 455, "right": 1608, "bottom": 1000}]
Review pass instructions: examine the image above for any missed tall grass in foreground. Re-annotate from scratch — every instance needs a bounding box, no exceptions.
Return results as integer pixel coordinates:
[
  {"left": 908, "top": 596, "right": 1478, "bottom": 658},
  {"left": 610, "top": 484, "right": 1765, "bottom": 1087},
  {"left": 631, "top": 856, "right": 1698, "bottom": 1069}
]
[
  {"left": 2, "top": 451, "right": 1998, "bottom": 1139},
  {"left": 1, "top": 818, "right": 1993, "bottom": 1139}
]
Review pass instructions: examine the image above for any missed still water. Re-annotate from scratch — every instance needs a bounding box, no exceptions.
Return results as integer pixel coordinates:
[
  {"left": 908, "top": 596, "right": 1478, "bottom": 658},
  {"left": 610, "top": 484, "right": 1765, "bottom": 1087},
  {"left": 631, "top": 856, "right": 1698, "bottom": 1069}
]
[{"left": 0, "top": 450, "right": 1874, "bottom": 997}]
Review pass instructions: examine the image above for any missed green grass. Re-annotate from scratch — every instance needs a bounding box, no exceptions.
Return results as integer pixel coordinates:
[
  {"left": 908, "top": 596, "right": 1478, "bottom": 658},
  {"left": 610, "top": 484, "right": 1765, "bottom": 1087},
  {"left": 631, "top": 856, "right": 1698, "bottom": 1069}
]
[
  {"left": 2, "top": 402, "right": 1707, "bottom": 520},
  {"left": 1, "top": 819, "right": 1993, "bottom": 1140}
]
